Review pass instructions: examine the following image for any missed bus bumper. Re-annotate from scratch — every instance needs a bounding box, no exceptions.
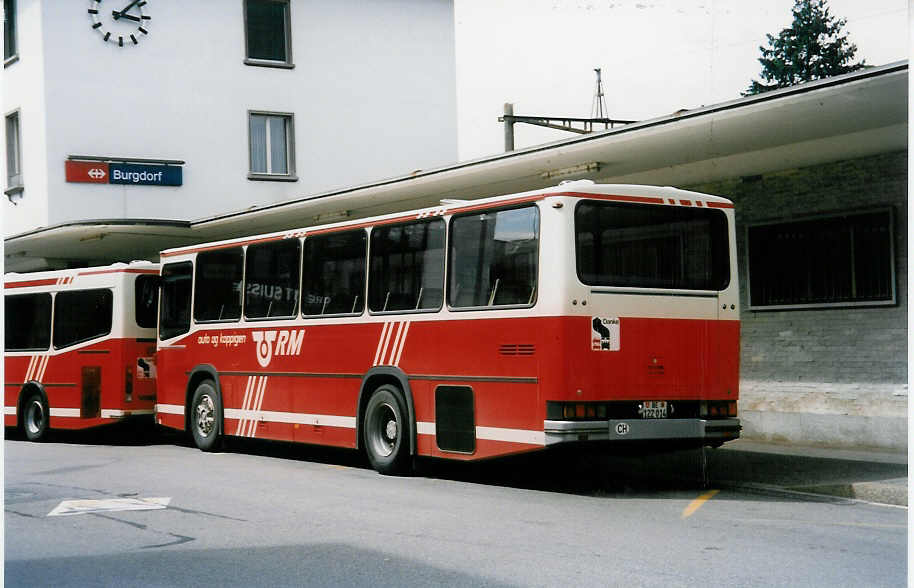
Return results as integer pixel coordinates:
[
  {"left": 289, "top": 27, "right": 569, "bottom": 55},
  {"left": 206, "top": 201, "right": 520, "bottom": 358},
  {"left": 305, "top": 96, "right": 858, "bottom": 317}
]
[{"left": 543, "top": 418, "right": 741, "bottom": 445}]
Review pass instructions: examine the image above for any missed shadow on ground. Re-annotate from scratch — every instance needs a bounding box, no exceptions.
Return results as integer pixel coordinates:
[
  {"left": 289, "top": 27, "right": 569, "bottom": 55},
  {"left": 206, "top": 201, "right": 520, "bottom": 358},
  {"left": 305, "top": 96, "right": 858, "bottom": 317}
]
[{"left": 7, "top": 424, "right": 906, "bottom": 501}]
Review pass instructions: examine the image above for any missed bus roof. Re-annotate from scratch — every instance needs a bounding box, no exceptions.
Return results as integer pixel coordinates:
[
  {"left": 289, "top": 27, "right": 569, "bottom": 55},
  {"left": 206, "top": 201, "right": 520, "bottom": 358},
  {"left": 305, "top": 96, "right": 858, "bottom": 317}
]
[
  {"left": 4, "top": 260, "right": 160, "bottom": 286},
  {"left": 160, "top": 182, "right": 734, "bottom": 258}
]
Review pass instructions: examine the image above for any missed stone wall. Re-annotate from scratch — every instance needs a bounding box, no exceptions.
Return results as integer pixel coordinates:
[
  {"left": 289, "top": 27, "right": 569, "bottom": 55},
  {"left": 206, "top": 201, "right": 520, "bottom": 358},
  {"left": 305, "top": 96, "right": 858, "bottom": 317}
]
[{"left": 688, "top": 151, "right": 907, "bottom": 450}]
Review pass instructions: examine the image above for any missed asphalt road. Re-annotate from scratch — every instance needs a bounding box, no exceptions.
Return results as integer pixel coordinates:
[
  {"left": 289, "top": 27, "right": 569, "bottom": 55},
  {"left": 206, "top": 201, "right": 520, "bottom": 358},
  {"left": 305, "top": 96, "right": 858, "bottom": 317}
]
[{"left": 4, "top": 427, "right": 907, "bottom": 587}]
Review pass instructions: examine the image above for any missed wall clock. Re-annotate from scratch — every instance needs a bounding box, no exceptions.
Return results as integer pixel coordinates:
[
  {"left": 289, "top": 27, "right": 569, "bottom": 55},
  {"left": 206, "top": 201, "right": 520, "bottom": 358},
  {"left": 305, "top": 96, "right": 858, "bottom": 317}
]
[{"left": 88, "top": 0, "right": 151, "bottom": 47}]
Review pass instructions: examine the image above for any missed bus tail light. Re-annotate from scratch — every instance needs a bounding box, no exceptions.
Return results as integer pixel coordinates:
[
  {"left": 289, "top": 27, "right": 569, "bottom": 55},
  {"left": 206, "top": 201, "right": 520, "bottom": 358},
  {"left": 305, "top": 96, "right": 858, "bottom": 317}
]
[
  {"left": 701, "top": 401, "right": 737, "bottom": 418},
  {"left": 125, "top": 366, "right": 134, "bottom": 403},
  {"left": 548, "top": 402, "right": 608, "bottom": 421}
]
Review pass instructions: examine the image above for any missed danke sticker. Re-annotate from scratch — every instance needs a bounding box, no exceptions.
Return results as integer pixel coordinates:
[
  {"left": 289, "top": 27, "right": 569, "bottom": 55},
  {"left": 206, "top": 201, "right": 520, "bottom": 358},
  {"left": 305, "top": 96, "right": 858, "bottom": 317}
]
[{"left": 591, "top": 317, "right": 620, "bottom": 351}]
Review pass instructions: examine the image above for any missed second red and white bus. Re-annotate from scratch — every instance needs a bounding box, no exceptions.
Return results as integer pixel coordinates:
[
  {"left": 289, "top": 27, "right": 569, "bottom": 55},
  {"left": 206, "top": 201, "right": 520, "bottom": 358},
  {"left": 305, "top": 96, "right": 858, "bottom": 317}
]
[
  {"left": 4, "top": 262, "right": 160, "bottom": 441},
  {"left": 154, "top": 182, "right": 740, "bottom": 473}
]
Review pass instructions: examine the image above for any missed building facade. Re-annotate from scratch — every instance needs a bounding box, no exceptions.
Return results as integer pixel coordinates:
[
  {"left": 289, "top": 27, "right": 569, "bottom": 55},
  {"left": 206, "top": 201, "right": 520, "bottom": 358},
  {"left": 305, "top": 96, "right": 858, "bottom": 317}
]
[
  {"left": 690, "top": 151, "right": 907, "bottom": 449},
  {"left": 3, "top": 4, "right": 906, "bottom": 452},
  {"left": 3, "top": 0, "right": 457, "bottom": 237}
]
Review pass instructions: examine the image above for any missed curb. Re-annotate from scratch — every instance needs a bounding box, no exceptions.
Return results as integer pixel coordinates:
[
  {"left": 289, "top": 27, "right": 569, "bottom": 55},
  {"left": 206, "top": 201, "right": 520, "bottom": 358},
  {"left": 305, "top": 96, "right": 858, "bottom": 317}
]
[
  {"left": 787, "top": 480, "right": 908, "bottom": 507},
  {"left": 714, "top": 480, "right": 908, "bottom": 507}
]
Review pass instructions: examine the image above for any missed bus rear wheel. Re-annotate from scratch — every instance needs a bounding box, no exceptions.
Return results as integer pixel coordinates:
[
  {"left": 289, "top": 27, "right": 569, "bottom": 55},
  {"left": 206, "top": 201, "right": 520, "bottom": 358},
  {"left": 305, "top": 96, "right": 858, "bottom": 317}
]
[
  {"left": 22, "top": 392, "right": 49, "bottom": 442},
  {"left": 363, "top": 385, "right": 410, "bottom": 475},
  {"left": 191, "top": 380, "right": 222, "bottom": 452}
]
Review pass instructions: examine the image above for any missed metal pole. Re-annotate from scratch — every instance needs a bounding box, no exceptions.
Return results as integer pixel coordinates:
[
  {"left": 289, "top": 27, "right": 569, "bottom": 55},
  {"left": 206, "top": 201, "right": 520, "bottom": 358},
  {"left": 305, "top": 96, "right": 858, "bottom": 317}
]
[{"left": 503, "top": 103, "right": 515, "bottom": 152}]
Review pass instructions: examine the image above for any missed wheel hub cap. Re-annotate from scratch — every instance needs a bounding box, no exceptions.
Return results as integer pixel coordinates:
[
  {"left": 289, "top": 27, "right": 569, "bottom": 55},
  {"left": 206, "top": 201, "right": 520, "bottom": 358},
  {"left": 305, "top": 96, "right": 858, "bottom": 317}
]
[{"left": 195, "top": 395, "right": 215, "bottom": 436}]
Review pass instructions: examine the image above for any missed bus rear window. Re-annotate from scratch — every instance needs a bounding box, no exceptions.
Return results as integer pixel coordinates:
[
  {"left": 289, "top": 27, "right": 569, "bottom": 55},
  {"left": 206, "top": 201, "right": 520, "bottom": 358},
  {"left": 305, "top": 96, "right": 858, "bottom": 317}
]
[
  {"left": 5, "top": 293, "right": 51, "bottom": 351},
  {"left": 54, "top": 289, "right": 113, "bottom": 349},
  {"left": 575, "top": 201, "right": 729, "bottom": 290},
  {"left": 135, "top": 275, "right": 160, "bottom": 328}
]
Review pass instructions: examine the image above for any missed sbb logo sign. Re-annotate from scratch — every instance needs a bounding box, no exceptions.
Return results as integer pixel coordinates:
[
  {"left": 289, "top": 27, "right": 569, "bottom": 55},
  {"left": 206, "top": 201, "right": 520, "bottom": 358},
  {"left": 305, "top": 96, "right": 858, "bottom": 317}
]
[{"left": 252, "top": 330, "right": 305, "bottom": 367}]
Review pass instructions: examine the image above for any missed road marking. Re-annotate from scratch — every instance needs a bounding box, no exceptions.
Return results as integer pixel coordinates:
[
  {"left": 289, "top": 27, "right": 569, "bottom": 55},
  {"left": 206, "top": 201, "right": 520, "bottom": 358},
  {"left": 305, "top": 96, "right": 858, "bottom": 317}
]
[
  {"left": 681, "top": 489, "right": 720, "bottom": 519},
  {"left": 48, "top": 497, "right": 171, "bottom": 517}
]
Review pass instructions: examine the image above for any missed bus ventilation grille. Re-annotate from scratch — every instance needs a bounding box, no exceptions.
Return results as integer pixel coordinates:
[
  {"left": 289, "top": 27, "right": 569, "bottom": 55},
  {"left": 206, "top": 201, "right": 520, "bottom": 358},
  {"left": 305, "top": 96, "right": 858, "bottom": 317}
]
[{"left": 499, "top": 344, "right": 535, "bottom": 356}]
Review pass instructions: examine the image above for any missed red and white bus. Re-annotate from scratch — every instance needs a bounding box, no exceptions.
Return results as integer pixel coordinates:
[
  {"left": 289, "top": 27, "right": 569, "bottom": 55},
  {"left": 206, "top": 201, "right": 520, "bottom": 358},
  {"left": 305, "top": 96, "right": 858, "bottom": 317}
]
[
  {"left": 155, "top": 181, "right": 740, "bottom": 474},
  {"left": 4, "top": 262, "right": 160, "bottom": 441}
]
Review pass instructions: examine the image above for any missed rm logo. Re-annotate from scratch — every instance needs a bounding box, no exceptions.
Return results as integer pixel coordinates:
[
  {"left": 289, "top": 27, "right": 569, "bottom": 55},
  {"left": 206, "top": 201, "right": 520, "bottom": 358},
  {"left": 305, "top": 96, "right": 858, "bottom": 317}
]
[{"left": 252, "top": 330, "right": 305, "bottom": 367}]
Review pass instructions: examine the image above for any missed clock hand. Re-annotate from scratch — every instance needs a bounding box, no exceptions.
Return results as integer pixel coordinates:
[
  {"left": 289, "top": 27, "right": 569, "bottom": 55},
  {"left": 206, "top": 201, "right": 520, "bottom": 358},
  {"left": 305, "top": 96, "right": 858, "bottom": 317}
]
[
  {"left": 112, "top": 11, "right": 141, "bottom": 22},
  {"left": 112, "top": 0, "right": 141, "bottom": 20}
]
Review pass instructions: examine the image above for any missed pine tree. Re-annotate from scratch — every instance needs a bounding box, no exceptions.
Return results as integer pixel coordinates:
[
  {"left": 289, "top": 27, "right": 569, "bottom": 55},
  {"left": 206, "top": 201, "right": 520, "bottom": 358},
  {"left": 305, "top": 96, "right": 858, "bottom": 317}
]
[{"left": 744, "top": 0, "right": 866, "bottom": 95}]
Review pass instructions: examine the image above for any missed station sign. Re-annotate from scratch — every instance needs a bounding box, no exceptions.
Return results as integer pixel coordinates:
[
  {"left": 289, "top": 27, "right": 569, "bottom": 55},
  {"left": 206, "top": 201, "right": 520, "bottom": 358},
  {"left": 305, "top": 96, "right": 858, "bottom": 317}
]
[
  {"left": 65, "top": 160, "right": 183, "bottom": 186},
  {"left": 109, "top": 163, "right": 182, "bottom": 186},
  {"left": 65, "top": 160, "right": 110, "bottom": 184}
]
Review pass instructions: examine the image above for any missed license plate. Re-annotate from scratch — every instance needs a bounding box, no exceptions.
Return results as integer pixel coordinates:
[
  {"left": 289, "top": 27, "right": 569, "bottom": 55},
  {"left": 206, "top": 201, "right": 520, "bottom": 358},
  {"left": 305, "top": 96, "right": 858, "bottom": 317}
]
[{"left": 639, "top": 400, "right": 668, "bottom": 419}]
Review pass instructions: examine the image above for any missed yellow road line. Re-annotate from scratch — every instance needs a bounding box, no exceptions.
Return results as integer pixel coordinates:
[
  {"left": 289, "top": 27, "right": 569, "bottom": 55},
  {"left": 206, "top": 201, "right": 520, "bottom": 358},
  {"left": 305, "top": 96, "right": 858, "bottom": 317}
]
[{"left": 681, "top": 489, "right": 720, "bottom": 519}]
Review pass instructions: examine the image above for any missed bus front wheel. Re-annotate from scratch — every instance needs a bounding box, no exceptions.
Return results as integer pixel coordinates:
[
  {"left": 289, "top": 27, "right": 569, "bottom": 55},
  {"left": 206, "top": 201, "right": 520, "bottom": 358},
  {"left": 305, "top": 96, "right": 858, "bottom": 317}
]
[
  {"left": 190, "top": 381, "right": 222, "bottom": 452},
  {"left": 363, "top": 385, "right": 410, "bottom": 475},
  {"left": 22, "top": 392, "right": 49, "bottom": 442}
]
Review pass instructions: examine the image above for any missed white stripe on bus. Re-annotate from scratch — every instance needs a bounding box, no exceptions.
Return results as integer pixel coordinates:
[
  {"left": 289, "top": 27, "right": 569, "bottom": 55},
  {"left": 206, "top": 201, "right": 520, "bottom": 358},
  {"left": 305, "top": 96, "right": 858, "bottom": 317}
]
[
  {"left": 49, "top": 408, "right": 81, "bottom": 418},
  {"left": 416, "top": 421, "right": 545, "bottom": 446},
  {"left": 388, "top": 322, "right": 404, "bottom": 366},
  {"left": 223, "top": 408, "right": 356, "bottom": 430},
  {"left": 37, "top": 355, "right": 50, "bottom": 382},
  {"left": 236, "top": 375, "right": 256, "bottom": 435},
  {"left": 101, "top": 409, "right": 155, "bottom": 418},
  {"left": 155, "top": 404, "right": 185, "bottom": 415},
  {"left": 416, "top": 421, "right": 435, "bottom": 435},
  {"left": 157, "top": 404, "right": 540, "bottom": 445},
  {"left": 393, "top": 321, "right": 410, "bottom": 366},
  {"left": 25, "top": 355, "right": 37, "bottom": 381},
  {"left": 378, "top": 322, "right": 395, "bottom": 365},
  {"left": 246, "top": 376, "right": 268, "bottom": 437},
  {"left": 4, "top": 406, "right": 17, "bottom": 416},
  {"left": 373, "top": 322, "right": 391, "bottom": 366}
]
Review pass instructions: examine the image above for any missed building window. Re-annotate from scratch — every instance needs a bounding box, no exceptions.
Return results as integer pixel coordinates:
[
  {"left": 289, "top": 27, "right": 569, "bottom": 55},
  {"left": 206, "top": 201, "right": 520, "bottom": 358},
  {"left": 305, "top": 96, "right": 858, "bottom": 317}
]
[
  {"left": 244, "top": 0, "right": 292, "bottom": 67},
  {"left": 248, "top": 111, "right": 295, "bottom": 180},
  {"left": 5, "top": 110, "right": 22, "bottom": 197},
  {"left": 4, "top": 0, "right": 17, "bottom": 65},
  {"left": 747, "top": 209, "right": 895, "bottom": 310}
]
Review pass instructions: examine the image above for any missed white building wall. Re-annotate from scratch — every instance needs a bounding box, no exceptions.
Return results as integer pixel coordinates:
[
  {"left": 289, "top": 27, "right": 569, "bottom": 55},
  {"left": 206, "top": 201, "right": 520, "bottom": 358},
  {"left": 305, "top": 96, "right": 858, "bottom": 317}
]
[
  {"left": 2, "top": 0, "right": 50, "bottom": 234},
  {"left": 4, "top": 0, "right": 456, "bottom": 236}
]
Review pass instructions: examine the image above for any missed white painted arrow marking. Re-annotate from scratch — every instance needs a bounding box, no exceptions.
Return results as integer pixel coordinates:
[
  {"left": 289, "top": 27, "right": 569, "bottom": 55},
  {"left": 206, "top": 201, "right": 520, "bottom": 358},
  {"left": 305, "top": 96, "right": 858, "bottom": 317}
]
[{"left": 48, "top": 496, "right": 171, "bottom": 517}]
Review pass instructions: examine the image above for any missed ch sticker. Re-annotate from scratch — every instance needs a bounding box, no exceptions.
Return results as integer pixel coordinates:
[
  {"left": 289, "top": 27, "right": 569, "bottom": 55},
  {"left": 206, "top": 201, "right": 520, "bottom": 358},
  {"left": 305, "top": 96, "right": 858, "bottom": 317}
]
[{"left": 591, "top": 316, "right": 620, "bottom": 351}]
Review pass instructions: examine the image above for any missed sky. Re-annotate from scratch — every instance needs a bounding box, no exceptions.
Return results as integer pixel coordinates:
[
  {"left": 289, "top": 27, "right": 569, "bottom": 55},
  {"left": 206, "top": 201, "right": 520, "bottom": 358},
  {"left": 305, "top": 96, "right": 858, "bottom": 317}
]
[{"left": 453, "top": 0, "right": 910, "bottom": 161}]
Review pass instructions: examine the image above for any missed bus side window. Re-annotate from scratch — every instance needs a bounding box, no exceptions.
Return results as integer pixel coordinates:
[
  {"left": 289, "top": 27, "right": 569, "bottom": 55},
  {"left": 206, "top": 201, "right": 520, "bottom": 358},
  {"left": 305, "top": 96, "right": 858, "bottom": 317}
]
[
  {"left": 245, "top": 239, "right": 301, "bottom": 320},
  {"left": 448, "top": 206, "right": 539, "bottom": 309},
  {"left": 160, "top": 262, "right": 193, "bottom": 340},
  {"left": 5, "top": 293, "right": 52, "bottom": 351},
  {"left": 53, "top": 289, "right": 114, "bottom": 349},
  {"left": 368, "top": 219, "right": 444, "bottom": 313},
  {"left": 194, "top": 248, "right": 244, "bottom": 322},
  {"left": 301, "top": 229, "right": 366, "bottom": 317},
  {"left": 135, "top": 274, "right": 160, "bottom": 329}
]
